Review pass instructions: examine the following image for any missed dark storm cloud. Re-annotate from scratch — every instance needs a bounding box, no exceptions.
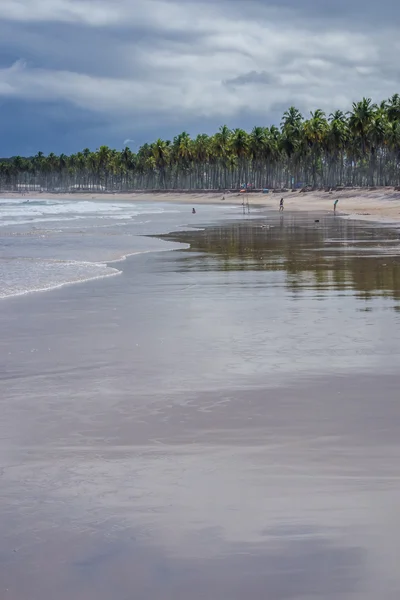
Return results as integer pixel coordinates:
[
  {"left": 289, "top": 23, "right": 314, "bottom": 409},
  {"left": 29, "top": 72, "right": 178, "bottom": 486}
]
[{"left": 0, "top": 0, "right": 398, "bottom": 154}]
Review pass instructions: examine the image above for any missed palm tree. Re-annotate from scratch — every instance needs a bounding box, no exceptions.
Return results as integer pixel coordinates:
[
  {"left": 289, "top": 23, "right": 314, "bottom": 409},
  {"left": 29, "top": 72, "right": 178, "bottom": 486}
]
[
  {"left": 151, "top": 139, "right": 170, "bottom": 188},
  {"left": 267, "top": 125, "right": 283, "bottom": 187},
  {"left": 213, "top": 125, "right": 231, "bottom": 188},
  {"left": 327, "top": 111, "right": 348, "bottom": 186},
  {"left": 231, "top": 129, "right": 249, "bottom": 188},
  {"left": 5, "top": 95, "right": 400, "bottom": 192},
  {"left": 176, "top": 132, "right": 193, "bottom": 188},
  {"left": 386, "top": 120, "right": 400, "bottom": 184},
  {"left": 249, "top": 126, "right": 268, "bottom": 188},
  {"left": 11, "top": 156, "right": 26, "bottom": 191},
  {"left": 281, "top": 106, "right": 303, "bottom": 131},
  {"left": 193, "top": 134, "right": 210, "bottom": 188},
  {"left": 120, "top": 146, "right": 135, "bottom": 190},
  {"left": 304, "top": 109, "right": 328, "bottom": 187},
  {"left": 348, "top": 98, "right": 376, "bottom": 178},
  {"left": 97, "top": 145, "right": 112, "bottom": 190},
  {"left": 368, "top": 108, "right": 387, "bottom": 185},
  {"left": 280, "top": 107, "right": 303, "bottom": 187},
  {"left": 387, "top": 94, "right": 400, "bottom": 123}
]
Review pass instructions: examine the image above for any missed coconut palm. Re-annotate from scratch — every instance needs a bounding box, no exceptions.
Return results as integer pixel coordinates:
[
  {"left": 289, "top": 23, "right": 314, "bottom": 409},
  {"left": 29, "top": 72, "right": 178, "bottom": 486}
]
[
  {"left": 348, "top": 98, "right": 375, "bottom": 154},
  {"left": 231, "top": 129, "right": 249, "bottom": 188},
  {"left": 151, "top": 139, "right": 170, "bottom": 188},
  {"left": 387, "top": 94, "right": 400, "bottom": 123},
  {"left": 303, "top": 110, "right": 329, "bottom": 187},
  {"left": 249, "top": 126, "right": 268, "bottom": 188},
  {"left": 4, "top": 95, "right": 400, "bottom": 193},
  {"left": 368, "top": 108, "right": 387, "bottom": 185},
  {"left": 213, "top": 125, "right": 232, "bottom": 188},
  {"left": 280, "top": 107, "right": 304, "bottom": 187}
]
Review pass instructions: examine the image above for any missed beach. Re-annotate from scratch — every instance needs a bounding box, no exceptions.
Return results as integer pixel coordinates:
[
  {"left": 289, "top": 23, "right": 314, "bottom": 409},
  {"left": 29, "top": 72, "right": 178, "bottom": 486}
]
[
  {"left": 3, "top": 187, "right": 400, "bottom": 224},
  {"left": 1, "top": 198, "right": 400, "bottom": 599}
]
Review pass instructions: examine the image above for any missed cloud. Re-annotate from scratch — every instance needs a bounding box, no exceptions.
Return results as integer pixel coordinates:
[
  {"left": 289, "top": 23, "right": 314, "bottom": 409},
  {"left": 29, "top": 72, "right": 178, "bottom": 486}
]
[
  {"left": 224, "top": 71, "right": 278, "bottom": 87},
  {"left": 0, "top": 0, "right": 124, "bottom": 26},
  {"left": 0, "top": 0, "right": 399, "bottom": 154}
]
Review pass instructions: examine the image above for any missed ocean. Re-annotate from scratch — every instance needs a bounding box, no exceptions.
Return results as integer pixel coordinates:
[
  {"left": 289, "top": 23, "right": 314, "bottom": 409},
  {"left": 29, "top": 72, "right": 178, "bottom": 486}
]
[
  {"left": 0, "top": 197, "right": 239, "bottom": 298},
  {"left": 1, "top": 198, "right": 400, "bottom": 599}
]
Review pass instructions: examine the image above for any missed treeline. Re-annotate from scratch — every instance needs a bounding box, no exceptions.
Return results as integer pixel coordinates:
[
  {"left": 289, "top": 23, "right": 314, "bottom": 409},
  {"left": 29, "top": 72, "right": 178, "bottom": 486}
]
[{"left": 2, "top": 95, "right": 400, "bottom": 192}]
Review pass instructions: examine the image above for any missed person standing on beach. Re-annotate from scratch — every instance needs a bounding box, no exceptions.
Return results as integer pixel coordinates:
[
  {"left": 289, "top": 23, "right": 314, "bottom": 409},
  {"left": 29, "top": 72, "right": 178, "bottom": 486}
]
[
  {"left": 279, "top": 198, "right": 284, "bottom": 212},
  {"left": 334, "top": 198, "right": 339, "bottom": 213}
]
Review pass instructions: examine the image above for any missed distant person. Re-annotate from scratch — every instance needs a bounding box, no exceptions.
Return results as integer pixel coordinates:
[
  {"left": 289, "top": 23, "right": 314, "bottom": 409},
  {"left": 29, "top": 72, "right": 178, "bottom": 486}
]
[
  {"left": 279, "top": 198, "right": 284, "bottom": 212},
  {"left": 334, "top": 198, "right": 339, "bottom": 213},
  {"left": 192, "top": 207, "right": 196, "bottom": 214}
]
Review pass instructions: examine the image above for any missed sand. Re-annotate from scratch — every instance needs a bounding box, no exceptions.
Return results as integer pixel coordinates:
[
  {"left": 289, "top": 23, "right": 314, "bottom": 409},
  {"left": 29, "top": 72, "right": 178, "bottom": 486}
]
[
  {"left": 2, "top": 212, "right": 400, "bottom": 599},
  {"left": 2, "top": 187, "right": 400, "bottom": 225}
]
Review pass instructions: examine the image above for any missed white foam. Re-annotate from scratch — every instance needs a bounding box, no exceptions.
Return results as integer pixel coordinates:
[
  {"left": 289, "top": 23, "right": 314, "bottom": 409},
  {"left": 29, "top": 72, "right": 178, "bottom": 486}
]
[
  {"left": 0, "top": 198, "right": 181, "bottom": 227},
  {"left": 0, "top": 258, "right": 121, "bottom": 299},
  {"left": 105, "top": 243, "right": 190, "bottom": 264},
  {"left": 0, "top": 199, "right": 237, "bottom": 300}
]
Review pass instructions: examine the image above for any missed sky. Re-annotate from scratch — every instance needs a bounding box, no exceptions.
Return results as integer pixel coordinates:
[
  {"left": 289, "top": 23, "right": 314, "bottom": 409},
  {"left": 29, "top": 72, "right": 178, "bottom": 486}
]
[{"left": 0, "top": 0, "right": 399, "bottom": 156}]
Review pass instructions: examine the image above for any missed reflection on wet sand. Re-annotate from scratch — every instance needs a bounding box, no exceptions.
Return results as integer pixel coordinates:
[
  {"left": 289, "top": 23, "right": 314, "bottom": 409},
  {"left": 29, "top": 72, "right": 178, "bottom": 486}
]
[
  {"left": 1, "top": 526, "right": 365, "bottom": 600},
  {"left": 1, "top": 211, "right": 400, "bottom": 599},
  {"left": 163, "top": 212, "right": 400, "bottom": 303}
]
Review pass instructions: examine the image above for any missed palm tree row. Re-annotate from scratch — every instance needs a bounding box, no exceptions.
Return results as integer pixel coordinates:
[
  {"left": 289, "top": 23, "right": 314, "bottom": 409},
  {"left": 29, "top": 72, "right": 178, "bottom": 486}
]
[{"left": 2, "top": 95, "right": 400, "bottom": 193}]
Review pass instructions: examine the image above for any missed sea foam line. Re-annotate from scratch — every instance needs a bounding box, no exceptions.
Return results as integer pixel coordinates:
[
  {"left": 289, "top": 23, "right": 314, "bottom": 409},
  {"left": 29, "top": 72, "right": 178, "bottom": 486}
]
[
  {"left": 105, "top": 243, "right": 190, "bottom": 264},
  {"left": 0, "top": 267, "right": 122, "bottom": 300},
  {"left": 0, "top": 244, "right": 190, "bottom": 300}
]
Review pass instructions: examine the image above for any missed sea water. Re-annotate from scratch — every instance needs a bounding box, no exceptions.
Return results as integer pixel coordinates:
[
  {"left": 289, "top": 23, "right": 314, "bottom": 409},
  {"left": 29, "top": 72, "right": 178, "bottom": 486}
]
[{"left": 0, "top": 197, "right": 237, "bottom": 299}]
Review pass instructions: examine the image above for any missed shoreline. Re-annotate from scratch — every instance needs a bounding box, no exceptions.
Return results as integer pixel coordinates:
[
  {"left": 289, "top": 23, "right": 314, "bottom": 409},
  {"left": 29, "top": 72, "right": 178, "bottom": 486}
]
[{"left": 2, "top": 188, "right": 400, "bottom": 226}]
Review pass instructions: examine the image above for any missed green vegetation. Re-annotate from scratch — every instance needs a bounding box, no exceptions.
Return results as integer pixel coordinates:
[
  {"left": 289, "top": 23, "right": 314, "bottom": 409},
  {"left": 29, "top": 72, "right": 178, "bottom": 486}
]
[{"left": 3, "top": 95, "right": 400, "bottom": 192}]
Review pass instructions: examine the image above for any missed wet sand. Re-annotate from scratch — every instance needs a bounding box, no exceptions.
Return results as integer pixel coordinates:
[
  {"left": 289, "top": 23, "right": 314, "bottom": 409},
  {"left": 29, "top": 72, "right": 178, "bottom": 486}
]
[{"left": 1, "top": 211, "right": 400, "bottom": 599}]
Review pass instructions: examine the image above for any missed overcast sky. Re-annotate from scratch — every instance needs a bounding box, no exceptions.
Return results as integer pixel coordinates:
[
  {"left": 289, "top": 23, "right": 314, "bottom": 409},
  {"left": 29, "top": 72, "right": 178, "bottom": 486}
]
[{"left": 0, "top": 0, "right": 399, "bottom": 156}]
